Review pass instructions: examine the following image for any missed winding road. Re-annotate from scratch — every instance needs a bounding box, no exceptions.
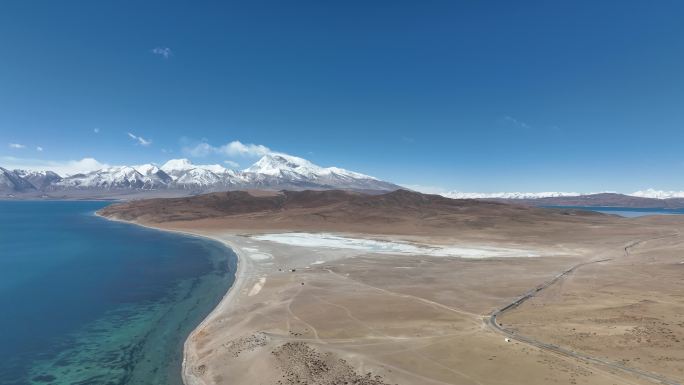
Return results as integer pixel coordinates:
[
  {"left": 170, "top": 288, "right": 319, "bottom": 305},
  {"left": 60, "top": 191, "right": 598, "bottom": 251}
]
[{"left": 486, "top": 235, "right": 682, "bottom": 385}]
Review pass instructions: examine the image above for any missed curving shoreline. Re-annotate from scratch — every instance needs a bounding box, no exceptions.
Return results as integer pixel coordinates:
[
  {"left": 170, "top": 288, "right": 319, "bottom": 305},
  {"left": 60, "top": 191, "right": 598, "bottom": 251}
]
[
  {"left": 95, "top": 211, "right": 249, "bottom": 385},
  {"left": 95, "top": 192, "right": 684, "bottom": 385},
  {"left": 1, "top": 201, "right": 237, "bottom": 385},
  {"left": 179, "top": 234, "right": 250, "bottom": 385}
]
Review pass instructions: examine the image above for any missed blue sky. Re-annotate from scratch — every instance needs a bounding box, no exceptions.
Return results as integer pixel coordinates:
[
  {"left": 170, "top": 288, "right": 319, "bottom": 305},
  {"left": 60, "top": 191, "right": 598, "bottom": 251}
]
[{"left": 1, "top": 1, "right": 684, "bottom": 192}]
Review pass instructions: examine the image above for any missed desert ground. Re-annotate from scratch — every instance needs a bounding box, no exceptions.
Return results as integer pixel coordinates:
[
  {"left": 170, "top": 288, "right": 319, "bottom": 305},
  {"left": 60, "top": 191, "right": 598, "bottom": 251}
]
[
  {"left": 100, "top": 190, "right": 684, "bottom": 385},
  {"left": 499, "top": 216, "right": 684, "bottom": 383}
]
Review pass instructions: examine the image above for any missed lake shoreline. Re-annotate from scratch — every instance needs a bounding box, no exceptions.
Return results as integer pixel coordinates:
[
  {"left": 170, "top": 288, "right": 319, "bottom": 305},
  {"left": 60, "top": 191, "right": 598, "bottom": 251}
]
[
  {"left": 95, "top": 212, "right": 248, "bottom": 385},
  {"left": 0, "top": 201, "right": 237, "bottom": 385},
  {"left": 545, "top": 205, "right": 684, "bottom": 217},
  {"left": 92, "top": 191, "right": 684, "bottom": 384}
]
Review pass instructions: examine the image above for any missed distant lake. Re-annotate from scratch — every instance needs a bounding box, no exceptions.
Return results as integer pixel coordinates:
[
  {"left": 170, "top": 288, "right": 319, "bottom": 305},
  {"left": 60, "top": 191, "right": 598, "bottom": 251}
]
[
  {"left": 546, "top": 206, "right": 684, "bottom": 218},
  {"left": 0, "top": 201, "right": 236, "bottom": 385}
]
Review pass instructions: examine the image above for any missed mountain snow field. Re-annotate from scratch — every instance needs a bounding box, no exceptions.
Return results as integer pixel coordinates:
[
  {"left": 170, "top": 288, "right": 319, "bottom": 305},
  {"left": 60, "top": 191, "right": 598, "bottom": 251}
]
[
  {"left": 441, "top": 191, "right": 582, "bottom": 199},
  {"left": 252, "top": 233, "right": 538, "bottom": 258},
  {"left": 439, "top": 189, "right": 684, "bottom": 200},
  {"left": 0, "top": 153, "right": 398, "bottom": 194},
  {"left": 631, "top": 189, "right": 684, "bottom": 199},
  {"left": 3, "top": 154, "right": 683, "bottom": 199}
]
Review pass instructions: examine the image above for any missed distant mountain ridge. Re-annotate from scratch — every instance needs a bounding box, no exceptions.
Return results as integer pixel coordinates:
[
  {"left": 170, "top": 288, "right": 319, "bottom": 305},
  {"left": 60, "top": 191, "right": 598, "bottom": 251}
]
[
  {"left": 437, "top": 190, "right": 684, "bottom": 208},
  {"left": 481, "top": 193, "right": 684, "bottom": 209},
  {"left": 442, "top": 191, "right": 583, "bottom": 200},
  {"left": 0, "top": 153, "right": 400, "bottom": 198},
  {"left": 5, "top": 154, "right": 684, "bottom": 207}
]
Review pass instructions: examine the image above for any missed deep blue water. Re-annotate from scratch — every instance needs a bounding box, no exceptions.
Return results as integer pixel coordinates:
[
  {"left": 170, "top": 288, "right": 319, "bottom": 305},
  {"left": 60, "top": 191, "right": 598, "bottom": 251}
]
[
  {"left": 546, "top": 206, "right": 684, "bottom": 218},
  {"left": 0, "top": 201, "right": 236, "bottom": 385}
]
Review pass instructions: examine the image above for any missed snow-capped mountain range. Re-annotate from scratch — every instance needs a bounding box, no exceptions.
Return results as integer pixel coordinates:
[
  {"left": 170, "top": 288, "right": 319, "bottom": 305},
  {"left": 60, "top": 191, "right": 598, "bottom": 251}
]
[
  {"left": 3, "top": 154, "right": 684, "bottom": 202},
  {"left": 0, "top": 153, "right": 400, "bottom": 197},
  {"left": 439, "top": 189, "right": 684, "bottom": 200},
  {"left": 630, "top": 189, "right": 684, "bottom": 199},
  {"left": 441, "top": 191, "right": 582, "bottom": 200}
]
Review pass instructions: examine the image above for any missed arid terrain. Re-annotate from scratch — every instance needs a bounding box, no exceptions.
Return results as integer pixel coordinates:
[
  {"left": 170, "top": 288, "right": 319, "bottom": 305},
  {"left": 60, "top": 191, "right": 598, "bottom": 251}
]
[{"left": 100, "top": 190, "right": 684, "bottom": 385}]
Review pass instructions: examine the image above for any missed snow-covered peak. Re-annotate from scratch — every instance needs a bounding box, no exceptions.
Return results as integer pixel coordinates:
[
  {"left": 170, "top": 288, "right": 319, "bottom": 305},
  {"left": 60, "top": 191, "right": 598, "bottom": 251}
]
[
  {"left": 2, "top": 152, "right": 398, "bottom": 192},
  {"left": 161, "top": 158, "right": 195, "bottom": 173},
  {"left": 246, "top": 153, "right": 321, "bottom": 176},
  {"left": 0, "top": 167, "right": 37, "bottom": 192},
  {"left": 134, "top": 163, "right": 160, "bottom": 175},
  {"left": 323, "top": 166, "right": 376, "bottom": 180},
  {"left": 200, "top": 164, "right": 228, "bottom": 174},
  {"left": 442, "top": 190, "right": 684, "bottom": 200},
  {"left": 54, "top": 164, "right": 175, "bottom": 190},
  {"left": 161, "top": 158, "right": 229, "bottom": 175},
  {"left": 245, "top": 153, "right": 376, "bottom": 180},
  {"left": 14, "top": 169, "right": 61, "bottom": 178},
  {"left": 174, "top": 168, "right": 223, "bottom": 186},
  {"left": 101, "top": 166, "right": 142, "bottom": 177},
  {"left": 630, "top": 189, "right": 684, "bottom": 199}
]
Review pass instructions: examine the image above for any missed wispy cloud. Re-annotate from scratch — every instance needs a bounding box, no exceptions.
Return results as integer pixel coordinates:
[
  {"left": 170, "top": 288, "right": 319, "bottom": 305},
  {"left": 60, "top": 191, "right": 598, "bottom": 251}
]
[
  {"left": 183, "top": 140, "right": 271, "bottom": 158},
  {"left": 93, "top": 128, "right": 100, "bottom": 134},
  {"left": 502, "top": 115, "right": 530, "bottom": 129},
  {"left": 9, "top": 143, "right": 26, "bottom": 149},
  {"left": 127, "top": 132, "right": 152, "bottom": 146},
  {"left": 184, "top": 142, "right": 213, "bottom": 157},
  {"left": 0, "top": 156, "right": 108, "bottom": 176},
  {"left": 151, "top": 47, "right": 172, "bottom": 59},
  {"left": 222, "top": 141, "right": 271, "bottom": 156},
  {"left": 36, "top": 146, "right": 43, "bottom": 152},
  {"left": 223, "top": 160, "right": 240, "bottom": 168}
]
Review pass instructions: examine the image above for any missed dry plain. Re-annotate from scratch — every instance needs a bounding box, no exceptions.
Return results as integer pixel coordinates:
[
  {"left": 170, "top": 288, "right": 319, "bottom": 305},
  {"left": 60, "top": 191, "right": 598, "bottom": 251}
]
[{"left": 100, "top": 190, "right": 684, "bottom": 385}]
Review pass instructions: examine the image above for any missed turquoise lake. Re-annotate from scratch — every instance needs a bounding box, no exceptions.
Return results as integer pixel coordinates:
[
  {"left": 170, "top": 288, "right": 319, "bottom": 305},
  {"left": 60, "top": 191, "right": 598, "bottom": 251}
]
[
  {"left": 0, "top": 201, "right": 237, "bottom": 385},
  {"left": 546, "top": 206, "right": 684, "bottom": 217}
]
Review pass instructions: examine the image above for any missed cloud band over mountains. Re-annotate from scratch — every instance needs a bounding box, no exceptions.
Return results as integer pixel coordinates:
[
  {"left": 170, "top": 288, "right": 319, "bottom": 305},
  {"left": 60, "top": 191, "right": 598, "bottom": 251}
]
[{"left": 183, "top": 140, "right": 271, "bottom": 158}]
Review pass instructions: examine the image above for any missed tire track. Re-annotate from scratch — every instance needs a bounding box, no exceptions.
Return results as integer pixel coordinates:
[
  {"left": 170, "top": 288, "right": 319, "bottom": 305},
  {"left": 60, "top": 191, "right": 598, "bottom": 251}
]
[{"left": 487, "top": 234, "right": 682, "bottom": 385}]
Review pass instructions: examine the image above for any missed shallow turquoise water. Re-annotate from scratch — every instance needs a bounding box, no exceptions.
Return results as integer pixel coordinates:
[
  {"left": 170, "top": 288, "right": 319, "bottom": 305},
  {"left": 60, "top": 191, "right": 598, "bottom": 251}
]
[{"left": 0, "top": 201, "right": 236, "bottom": 385}]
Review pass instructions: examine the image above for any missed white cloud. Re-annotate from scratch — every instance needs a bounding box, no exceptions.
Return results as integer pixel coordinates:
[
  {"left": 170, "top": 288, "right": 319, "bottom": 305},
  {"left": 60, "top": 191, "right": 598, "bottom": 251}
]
[
  {"left": 36, "top": 146, "right": 43, "bottom": 152},
  {"left": 223, "top": 160, "right": 240, "bottom": 168},
  {"left": 0, "top": 156, "right": 108, "bottom": 176},
  {"left": 151, "top": 47, "right": 172, "bottom": 59},
  {"left": 502, "top": 115, "right": 530, "bottom": 129},
  {"left": 221, "top": 141, "right": 271, "bottom": 156},
  {"left": 9, "top": 143, "right": 26, "bottom": 149},
  {"left": 183, "top": 140, "right": 271, "bottom": 158},
  {"left": 184, "top": 142, "right": 214, "bottom": 157},
  {"left": 127, "top": 132, "right": 152, "bottom": 146},
  {"left": 93, "top": 128, "right": 100, "bottom": 134}
]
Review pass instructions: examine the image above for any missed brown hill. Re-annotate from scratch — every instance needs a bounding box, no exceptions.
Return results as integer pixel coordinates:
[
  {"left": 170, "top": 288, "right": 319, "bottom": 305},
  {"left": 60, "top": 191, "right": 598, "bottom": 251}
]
[
  {"left": 99, "top": 189, "right": 618, "bottom": 239},
  {"left": 99, "top": 189, "right": 603, "bottom": 221}
]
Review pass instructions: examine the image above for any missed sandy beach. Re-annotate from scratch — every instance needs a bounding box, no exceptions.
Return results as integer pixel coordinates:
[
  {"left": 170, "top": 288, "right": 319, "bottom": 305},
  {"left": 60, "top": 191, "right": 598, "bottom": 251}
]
[
  {"left": 155, "top": 226, "right": 683, "bottom": 385},
  {"left": 95, "top": 213, "right": 252, "bottom": 385},
  {"left": 98, "top": 191, "right": 684, "bottom": 385}
]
